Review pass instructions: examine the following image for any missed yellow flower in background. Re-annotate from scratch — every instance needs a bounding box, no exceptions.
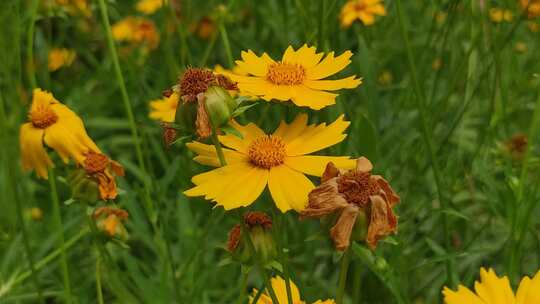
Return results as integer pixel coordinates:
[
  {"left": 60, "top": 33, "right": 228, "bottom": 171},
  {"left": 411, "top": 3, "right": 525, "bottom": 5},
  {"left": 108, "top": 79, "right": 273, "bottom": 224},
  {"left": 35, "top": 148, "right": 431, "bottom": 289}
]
[
  {"left": 528, "top": 21, "right": 540, "bottom": 32},
  {"left": 229, "top": 45, "right": 361, "bottom": 110},
  {"left": 112, "top": 17, "right": 160, "bottom": 50},
  {"left": 340, "top": 0, "right": 386, "bottom": 27},
  {"left": 521, "top": 0, "right": 540, "bottom": 18},
  {"left": 443, "top": 267, "right": 540, "bottom": 303},
  {"left": 489, "top": 8, "right": 514, "bottom": 23},
  {"left": 55, "top": 0, "right": 91, "bottom": 17},
  {"left": 184, "top": 114, "right": 356, "bottom": 212},
  {"left": 250, "top": 276, "right": 335, "bottom": 304},
  {"left": 48, "top": 48, "right": 76, "bottom": 72},
  {"left": 136, "top": 0, "right": 166, "bottom": 15},
  {"left": 149, "top": 92, "right": 179, "bottom": 122},
  {"left": 19, "top": 89, "right": 100, "bottom": 179},
  {"left": 190, "top": 16, "right": 217, "bottom": 40}
]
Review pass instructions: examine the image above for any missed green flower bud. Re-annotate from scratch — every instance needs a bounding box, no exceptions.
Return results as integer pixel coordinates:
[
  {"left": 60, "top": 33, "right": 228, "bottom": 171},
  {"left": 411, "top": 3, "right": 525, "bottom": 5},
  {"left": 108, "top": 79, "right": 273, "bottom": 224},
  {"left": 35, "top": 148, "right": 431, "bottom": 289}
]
[
  {"left": 68, "top": 168, "right": 99, "bottom": 204},
  {"left": 203, "top": 86, "right": 237, "bottom": 128}
]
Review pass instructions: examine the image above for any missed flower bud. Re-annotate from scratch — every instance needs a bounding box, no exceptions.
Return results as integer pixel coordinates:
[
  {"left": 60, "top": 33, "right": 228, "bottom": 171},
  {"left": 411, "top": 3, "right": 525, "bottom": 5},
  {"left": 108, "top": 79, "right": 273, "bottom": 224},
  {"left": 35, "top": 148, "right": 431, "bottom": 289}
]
[
  {"left": 203, "top": 86, "right": 236, "bottom": 128},
  {"left": 68, "top": 168, "right": 100, "bottom": 204}
]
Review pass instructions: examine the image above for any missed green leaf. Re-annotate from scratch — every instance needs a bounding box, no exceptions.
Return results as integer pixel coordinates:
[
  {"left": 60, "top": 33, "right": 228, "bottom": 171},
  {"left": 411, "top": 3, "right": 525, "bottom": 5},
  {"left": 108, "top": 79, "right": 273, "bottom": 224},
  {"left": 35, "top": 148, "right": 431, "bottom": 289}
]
[
  {"left": 221, "top": 124, "right": 243, "bottom": 139},
  {"left": 232, "top": 102, "right": 259, "bottom": 117}
]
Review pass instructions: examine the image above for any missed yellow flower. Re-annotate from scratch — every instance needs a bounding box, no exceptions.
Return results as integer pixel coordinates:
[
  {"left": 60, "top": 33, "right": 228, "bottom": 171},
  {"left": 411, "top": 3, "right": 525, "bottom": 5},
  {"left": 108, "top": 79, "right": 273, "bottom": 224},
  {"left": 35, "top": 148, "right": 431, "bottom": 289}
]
[
  {"left": 521, "top": 0, "right": 540, "bottom": 18},
  {"left": 136, "top": 0, "right": 166, "bottom": 15},
  {"left": 184, "top": 114, "right": 356, "bottom": 212},
  {"left": 489, "top": 8, "right": 514, "bottom": 23},
  {"left": 149, "top": 92, "right": 180, "bottom": 122},
  {"left": 250, "top": 276, "right": 335, "bottom": 304},
  {"left": 112, "top": 17, "right": 160, "bottom": 50},
  {"left": 19, "top": 89, "right": 100, "bottom": 179},
  {"left": 48, "top": 48, "right": 76, "bottom": 72},
  {"left": 443, "top": 267, "right": 540, "bottom": 303},
  {"left": 340, "top": 0, "right": 386, "bottom": 28},
  {"left": 54, "top": 0, "right": 91, "bottom": 17},
  {"left": 228, "top": 45, "right": 361, "bottom": 110}
]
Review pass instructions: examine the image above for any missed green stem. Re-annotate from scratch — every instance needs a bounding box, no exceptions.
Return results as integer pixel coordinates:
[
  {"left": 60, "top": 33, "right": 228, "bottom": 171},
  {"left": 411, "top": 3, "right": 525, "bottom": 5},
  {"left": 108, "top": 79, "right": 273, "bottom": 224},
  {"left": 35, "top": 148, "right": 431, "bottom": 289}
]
[
  {"left": 259, "top": 267, "right": 280, "bottom": 304},
  {"left": 395, "top": 0, "right": 456, "bottom": 287},
  {"left": 48, "top": 168, "right": 72, "bottom": 303},
  {"left": 96, "top": 257, "right": 104, "bottom": 304},
  {"left": 352, "top": 263, "right": 361, "bottom": 304},
  {"left": 211, "top": 126, "right": 227, "bottom": 166},
  {"left": 26, "top": 0, "right": 39, "bottom": 89},
  {"left": 336, "top": 248, "right": 352, "bottom": 304},
  {"left": 236, "top": 270, "right": 249, "bottom": 304},
  {"left": 219, "top": 24, "right": 234, "bottom": 68},
  {"left": 13, "top": 229, "right": 89, "bottom": 286}
]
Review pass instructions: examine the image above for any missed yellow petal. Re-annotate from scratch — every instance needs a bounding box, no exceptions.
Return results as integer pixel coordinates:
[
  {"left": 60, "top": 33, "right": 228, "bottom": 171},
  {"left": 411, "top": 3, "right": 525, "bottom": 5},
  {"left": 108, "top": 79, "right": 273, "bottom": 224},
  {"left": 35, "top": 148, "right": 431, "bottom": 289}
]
[
  {"left": 285, "top": 156, "right": 356, "bottom": 176},
  {"left": 43, "top": 123, "right": 90, "bottom": 164},
  {"left": 268, "top": 165, "right": 314, "bottom": 212},
  {"left": 297, "top": 44, "right": 324, "bottom": 69},
  {"left": 186, "top": 141, "right": 246, "bottom": 167},
  {"left": 442, "top": 286, "right": 484, "bottom": 304},
  {"left": 218, "top": 120, "right": 266, "bottom": 151},
  {"left": 268, "top": 276, "right": 302, "bottom": 304},
  {"left": 53, "top": 103, "right": 101, "bottom": 153},
  {"left": 304, "top": 76, "right": 362, "bottom": 91},
  {"left": 19, "top": 123, "right": 51, "bottom": 179},
  {"left": 516, "top": 270, "right": 540, "bottom": 304},
  {"left": 235, "top": 50, "right": 275, "bottom": 77},
  {"left": 313, "top": 300, "right": 336, "bottom": 304},
  {"left": 291, "top": 85, "right": 338, "bottom": 110},
  {"left": 368, "top": 3, "right": 387, "bottom": 16},
  {"left": 273, "top": 113, "right": 310, "bottom": 144},
  {"left": 285, "top": 115, "right": 350, "bottom": 156},
  {"left": 184, "top": 161, "right": 268, "bottom": 210},
  {"left": 306, "top": 50, "right": 354, "bottom": 80},
  {"left": 359, "top": 12, "right": 376, "bottom": 25},
  {"left": 474, "top": 268, "right": 515, "bottom": 304}
]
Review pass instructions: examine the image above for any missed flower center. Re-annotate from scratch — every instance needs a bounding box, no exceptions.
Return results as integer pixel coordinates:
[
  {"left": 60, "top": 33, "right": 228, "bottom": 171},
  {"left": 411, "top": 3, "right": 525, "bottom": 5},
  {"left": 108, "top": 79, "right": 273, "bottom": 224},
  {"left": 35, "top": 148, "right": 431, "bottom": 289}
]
[
  {"left": 354, "top": 2, "right": 367, "bottom": 11},
  {"left": 30, "top": 104, "right": 58, "bottom": 128},
  {"left": 266, "top": 62, "right": 306, "bottom": 85},
  {"left": 337, "top": 171, "right": 381, "bottom": 206},
  {"left": 248, "top": 135, "right": 286, "bottom": 169},
  {"left": 84, "top": 151, "right": 109, "bottom": 174}
]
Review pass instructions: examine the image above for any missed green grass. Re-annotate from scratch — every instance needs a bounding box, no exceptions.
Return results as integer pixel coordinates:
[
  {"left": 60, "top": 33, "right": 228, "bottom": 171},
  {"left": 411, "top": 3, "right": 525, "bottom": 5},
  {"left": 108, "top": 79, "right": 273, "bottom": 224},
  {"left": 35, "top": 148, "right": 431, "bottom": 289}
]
[{"left": 1, "top": 0, "right": 540, "bottom": 303}]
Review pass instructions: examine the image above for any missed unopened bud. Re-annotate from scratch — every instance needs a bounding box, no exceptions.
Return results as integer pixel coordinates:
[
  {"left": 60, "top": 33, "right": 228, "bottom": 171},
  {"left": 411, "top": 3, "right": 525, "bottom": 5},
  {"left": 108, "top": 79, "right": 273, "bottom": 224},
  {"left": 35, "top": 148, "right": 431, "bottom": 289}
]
[
  {"left": 226, "top": 212, "right": 277, "bottom": 264},
  {"left": 203, "top": 86, "right": 236, "bottom": 128},
  {"left": 93, "top": 207, "right": 129, "bottom": 240}
]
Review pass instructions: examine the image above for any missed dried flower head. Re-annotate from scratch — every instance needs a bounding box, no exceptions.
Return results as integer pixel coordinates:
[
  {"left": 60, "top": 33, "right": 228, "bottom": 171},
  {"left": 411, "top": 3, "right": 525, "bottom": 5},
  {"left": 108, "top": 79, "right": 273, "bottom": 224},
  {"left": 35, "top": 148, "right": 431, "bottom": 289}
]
[
  {"left": 504, "top": 133, "right": 528, "bottom": 160},
  {"left": 93, "top": 207, "right": 129, "bottom": 238},
  {"left": 301, "top": 157, "right": 400, "bottom": 251},
  {"left": 226, "top": 211, "right": 276, "bottom": 263},
  {"left": 83, "top": 151, "right": 125, "bottom": 200},
  {"left": 178, "top": 67, "right": 237, "bottom": 102}
]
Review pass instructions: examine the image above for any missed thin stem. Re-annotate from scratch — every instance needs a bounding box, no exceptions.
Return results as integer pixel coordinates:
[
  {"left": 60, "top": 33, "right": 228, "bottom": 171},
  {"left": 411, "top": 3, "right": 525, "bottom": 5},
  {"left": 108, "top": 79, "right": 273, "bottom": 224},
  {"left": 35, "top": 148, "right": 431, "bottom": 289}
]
[
  {"left": 352, "top": 263, "right": 361, "bottom": 304},
  {"left": 96, "top": 258, "right": 104, "bottom": 304},
  {"left": 48, "top": 168, "right": 72, "bottom": 303},
  {"left": 395, "top": 0, "right": 456, "bottom": 287},
  {"left": 13, "top": 229, "right": 89, "bottom": 286},
  {"left": 336, "top": 248, "right": 352, "bottom": 304},
  {"left": 211, "top": 126, "right": 227, "bottom": 166},
  {"left": 219, "top": 24, "right": 234, "bottom": 68},
  {"left": 259, "top": 267, "right": 280, "bottom": 304},
  {"left": 26, "top": 0, "right": 39, "bottom": 89},
  {"left": 236, "top": 270, "right": 249, "bottom": 304}
]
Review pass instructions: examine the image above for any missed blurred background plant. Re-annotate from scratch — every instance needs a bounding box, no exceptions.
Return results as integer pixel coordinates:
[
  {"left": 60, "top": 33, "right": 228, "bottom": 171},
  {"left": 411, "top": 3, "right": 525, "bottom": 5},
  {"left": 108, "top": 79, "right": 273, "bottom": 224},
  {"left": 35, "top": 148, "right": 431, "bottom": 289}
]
[{"left": 1, "top": 0, "right": 540, "bottom": 303}]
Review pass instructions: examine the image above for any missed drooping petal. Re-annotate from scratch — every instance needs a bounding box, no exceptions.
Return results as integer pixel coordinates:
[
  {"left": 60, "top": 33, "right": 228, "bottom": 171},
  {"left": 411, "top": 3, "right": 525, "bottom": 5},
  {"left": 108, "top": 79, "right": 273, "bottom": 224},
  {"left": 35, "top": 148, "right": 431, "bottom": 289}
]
[
  {"left": 302, "top": 177, "right": 348, "bottom": 218},
  {"left": 306, "top": 51, "right": 354, "bottom": 80},
  {"left": 474, "top": 268, "right": 515, "bottom": 304},
  {"left": 43, "top": 123, "right": 93, "bottom": 164},
  {"left": 285, "top": 115, "right": 350, "bottom": 156},
  {"left": 19, "top": 123, "right": 51, "bottom": 179},
  {"left": 53, "top": 103, "right": 101, "bottom": 153},
  {"left": 330, "top": 204, "right": 360, "bottom": 251},
  {"left": 442, "top": 286, "right": 484, "bottom": 304},
  {"left": 268, "top": 165, "right": 314, "bottom": 212},
  {"left": 284, "top": 155, "right": 356, "bottom": 176},
  {"left": 304, "top": 76, "right": 362, "bottom": 91},
  {"left": 184, "top": 161, "right": 268, "bottom": 210},
  {"left": 186, "top": 141, "right": 246, "bottom": 167},
  {"left": 366, "top": 195, "right": 397, "bottom": 249},
  {"left": 516, "top": 270, "right": 540, "bottom": 304}
]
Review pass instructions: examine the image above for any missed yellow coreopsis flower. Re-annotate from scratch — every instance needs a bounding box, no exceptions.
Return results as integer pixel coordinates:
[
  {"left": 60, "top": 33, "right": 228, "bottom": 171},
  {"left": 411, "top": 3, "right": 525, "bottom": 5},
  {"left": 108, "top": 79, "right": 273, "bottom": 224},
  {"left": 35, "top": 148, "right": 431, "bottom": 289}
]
[
  {"left": 443, "top": 267, "right": 540, "bottom": 303},
  {"left": 521, "top": 0, "right": 540, "bottom": 18},
  {"left": 340, "top": 0, "right": 386, "bottom": 28},
  {"left": 489, "top": 8, "right": 514, "bottom": 23},
  {"left": 112, "top": 17, "right": 160, "bottom": 50},
  {"left": 136, "top": 0, "right": 166, "bottom": 14},
  {"left": 148, "top": 92, "right": 179, "bottom": 122},
  {"left": 250, "top": 276, "right": 335, "bottom": 304},
  {"left": 48, "top": 48, "right": 76, "bottom": 72},
  {"left": 55, "top": 0, "right": 91, "bottom": 17},
  {"left": 184, "top": 114, "right": 356, "bottom": 212},
  {"left": 19, "top": 89, "right": 100, "bottom": 179},
  {"left": 228, "top": 45, "right": 361, "bottom": 110}
]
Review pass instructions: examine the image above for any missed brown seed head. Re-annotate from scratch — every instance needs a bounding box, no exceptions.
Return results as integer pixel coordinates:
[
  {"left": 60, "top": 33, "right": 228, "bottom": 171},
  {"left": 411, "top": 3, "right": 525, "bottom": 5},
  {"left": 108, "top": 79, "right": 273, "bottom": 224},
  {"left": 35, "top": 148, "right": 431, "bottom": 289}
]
[
  {"left": 337, "top": 171, "right": 381, "bottom": 207},
  {"left": 179, "top": 68, "right": 216, "bottom": 102},
  {"left": 84, "top": 151, "right": 110, "bottom": 174},
  {"left": 244, "top": 211, "right": 273, "bottom": 230}
]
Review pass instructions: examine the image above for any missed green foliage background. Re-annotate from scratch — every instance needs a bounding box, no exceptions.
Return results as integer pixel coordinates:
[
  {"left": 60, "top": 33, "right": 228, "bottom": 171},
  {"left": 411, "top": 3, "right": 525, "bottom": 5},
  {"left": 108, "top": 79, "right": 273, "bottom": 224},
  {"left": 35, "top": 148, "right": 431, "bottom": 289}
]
[{"left": 1, "top": 0, "right": 540, "bottom": 303}]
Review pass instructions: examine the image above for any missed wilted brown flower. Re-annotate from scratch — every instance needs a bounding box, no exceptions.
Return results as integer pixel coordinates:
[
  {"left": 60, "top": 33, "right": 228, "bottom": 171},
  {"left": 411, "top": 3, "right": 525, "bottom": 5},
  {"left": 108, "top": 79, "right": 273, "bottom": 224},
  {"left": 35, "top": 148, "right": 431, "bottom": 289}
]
[
  {"left": 93, "top": 206, "right": 129, "bottom": 238},
  {"left": 226, "top": 211, "right": 276, "bottom": 263},
  {"left": 83, "top": 151, "right": 125, "bottom": 200},
  {"left": 301, "top": 157, "right": 400, "bottom": 251}
]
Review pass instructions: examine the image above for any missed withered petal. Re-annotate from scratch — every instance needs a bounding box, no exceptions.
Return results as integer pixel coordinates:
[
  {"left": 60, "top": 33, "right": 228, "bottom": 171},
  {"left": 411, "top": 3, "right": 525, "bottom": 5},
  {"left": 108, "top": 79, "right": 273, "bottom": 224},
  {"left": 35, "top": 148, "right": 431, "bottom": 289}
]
[
  {"left": 355, "top": 157, "right": 373, "bottom": 173},
  {"left": 195, "top": 94, "right": 212, "bottom": 139},
  {"left": 366, "top": 195, "right": 397, "bottom": 250},
  {"left": 110, "top": 160, "right": 125, "bottom": 177},
  {"left": 330, "top": 205, "right": 360, "bottom": 251},
  {"left": 302, "top": 178, "right": 349, "bottom": 218},
  {"left": 321, "top": 162, "right": 341, "bottom": 183},
  {"left": 372, "top": 175, "right": 400, "bottom": 206}
]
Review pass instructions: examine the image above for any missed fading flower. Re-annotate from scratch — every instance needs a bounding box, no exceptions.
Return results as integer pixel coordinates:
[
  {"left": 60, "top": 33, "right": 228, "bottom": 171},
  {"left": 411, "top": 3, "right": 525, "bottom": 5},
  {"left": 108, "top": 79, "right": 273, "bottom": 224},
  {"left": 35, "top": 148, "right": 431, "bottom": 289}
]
[
  {"left": 19, "top": 89, "right": 100, "bottom": 179},
  {"left": 229, "top": 45, "right": 361, "bottom": 110},
  {"left": 301, "top": 157, "right": 400, "bottom": 251},
  {"left": 521, "top": 0, "right": 540, "bottom": 18},
  {"left": 48, "top": 48, "right": 76, "bottom": 72},
  {"left": 443, "top": 267, "right": 540, "bottom": 304},
  {"left": 340, "top": 0, "right": 386, "bottom": 28},
  {"left": 136, "top": 0, "right": 166, "bottom": 15},
  {"left": 93, "top": 207, "right": 129, "bottom": 239},
  {"left": 82, "top": 151, "right": 124, "bottom": 200},
  {"left": 489, "top": 8, "right": 514, "bottom": 23},
  {"left": 112, "top": 17, "right": 160, "bottom": 51},
  {"left": 250, "top": 276, "right": 335, "bottom": 304},
  {"left": 227, "top": 211, "right": 276, "bottom": 264},
  {"left": 184, "top": 114, "right": 356, "bottom": 212}
]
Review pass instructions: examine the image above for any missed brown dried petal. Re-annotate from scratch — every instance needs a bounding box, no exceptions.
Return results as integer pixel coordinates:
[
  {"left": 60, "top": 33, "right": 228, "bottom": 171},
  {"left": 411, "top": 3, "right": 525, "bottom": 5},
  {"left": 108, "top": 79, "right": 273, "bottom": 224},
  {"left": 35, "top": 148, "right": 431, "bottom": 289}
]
[
  {"left": 366, "top": 195, "right": 397, "bottom": 250},
  {"left": 355, "top": 157, "right": 373, "bottom": 173},
  {"left": 110, "top": 160, "right": 125, "bottom": 177},
  {"left": 321, "top": 162, "right": 342, "bottom": 183},
  {"left": 195, "top": 94, "right": 212, "bottom": 139},
  {"left": 302, "top": 178, "right": 349, "bottom": 218},
  {"left": 372, "top": 175, "right": 400, "bottom": 207},
  {"left": 244, "top": 211, "right": 272, "bottom": 229},
  {"left": 330, "top": 205, "right": 360, "bottom": 251},
  {"left": 227, "top": 224, "right": 241, "bottom": 252}
]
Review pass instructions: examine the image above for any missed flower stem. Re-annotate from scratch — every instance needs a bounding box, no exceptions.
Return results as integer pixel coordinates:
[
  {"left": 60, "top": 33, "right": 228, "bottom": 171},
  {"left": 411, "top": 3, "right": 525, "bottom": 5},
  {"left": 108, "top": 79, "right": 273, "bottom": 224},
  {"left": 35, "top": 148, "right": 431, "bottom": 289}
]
[
  {"left": 236, "top": 270, "right": 249, "bottom": 304},
  {"left": 211, "top": 126, "right": 227, "bottom": 166},
  {"left": 219, "top": 24, "right": 234, "bottom": 68},
  {"left": 48, "top": 168, "right": 72, "bottom": 303},
  {"left": 395, "top": 0, "right": 456, "bottom": 287},
  {"left": 96, "top": 257, "right": 104, "bottom": 304},
  {"left": 26, "top": 0, "right": 39, "bottom": 89},
  {"left": 336, "top": 248, "right": 352, "bottom": 304}
]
